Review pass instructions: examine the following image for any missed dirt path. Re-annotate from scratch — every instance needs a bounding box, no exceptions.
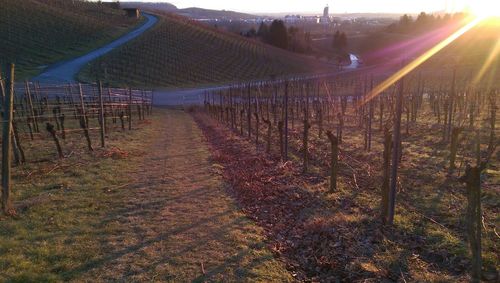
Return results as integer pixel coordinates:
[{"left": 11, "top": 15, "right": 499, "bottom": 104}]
[{"left": 76, "top": 109, "right": 291, "bottom": 282}]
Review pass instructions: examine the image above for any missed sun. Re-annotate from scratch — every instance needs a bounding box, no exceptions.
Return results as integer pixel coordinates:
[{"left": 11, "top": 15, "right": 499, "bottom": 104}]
[{"left": 465, "top": 0, "right": 500, "bottom": 18}]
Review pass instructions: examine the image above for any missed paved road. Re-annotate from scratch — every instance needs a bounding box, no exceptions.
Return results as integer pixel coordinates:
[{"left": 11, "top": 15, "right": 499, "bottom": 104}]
[
  {"left": 152, "top": 55, "right": 365, "bottom": 106},
  {"left": 33, "top": 13, "right": 158, "bottom": 84}
]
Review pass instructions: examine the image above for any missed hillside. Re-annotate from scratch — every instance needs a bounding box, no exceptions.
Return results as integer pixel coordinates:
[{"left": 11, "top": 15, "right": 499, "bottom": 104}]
[
  {"left": 120, "top": 2, "right": 178, "bottom": 12},
  {"left": 120, "top": 2, "right": 256, "bottom": 20},
  {"left": 0, "top": 0, "right": 140, "bottom": 78},
  {"left": 79, "top": 13, "right": 335, "bottom": 88},
  {"left": 177, "top": 7, "right": 256, "bottom": 20}
]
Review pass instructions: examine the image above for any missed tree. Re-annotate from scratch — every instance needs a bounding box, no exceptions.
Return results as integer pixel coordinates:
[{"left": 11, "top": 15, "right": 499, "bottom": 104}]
[
  {"left": 267, "top": 20, "right": 288, "bottom": 50},
  {"left": 339, "top": 32, "right": 347, "bottom": 49},
  {"left": 332, "top": 30, "right": 341, "bottom": 49},
  {"left": 304, "top": 32, "right": 312, "bottom": 53},
  {"left": 399, "top": 14, "right": 413, "bottom": 26},
  {"left": 332, "top": 31, "right": 347, "bottom": 50},
  {"left": 257, "top": 22, "right": 269, "bottom": 39},
  {"left": 246, "top": 27, "right": 257, "bottom": 38},
  {"left": 287, "top": 26, "right": 301, "bottom": 52}
]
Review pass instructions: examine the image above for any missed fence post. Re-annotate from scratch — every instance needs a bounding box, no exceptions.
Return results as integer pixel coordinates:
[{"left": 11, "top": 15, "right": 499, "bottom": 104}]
[
  {"left": 284, "top": 81, "right": 289, "bottom": 161},
  {"left": 326, "top": 131, "right": 338, "bottom": 192},
  {"left": 2, "top": 63, "right": 15, "bottom": 215},
  {"left": 247, "top": 84, "right": 251, "bottom": 138},
  {"left": 0, "top": 67, "right": 5, "bottom": 102},
  {"left": 25, "top": 81, "right": 38, "bottom": 132},
  {"left": 128, "top": 88, "right": 132, "bottom": 130},
  {"left": 79, "top": 83, "right": 93, "bottom": 151},
  {"left": 150, "top": 92, "right": 154, "bottom": 115},
  {"left": 388, "top": 76, "right": 404, "bottom": 225},
  {"left": 98, "top": 81, "right": 105, "bottom": 147},
  {"left": 460, "top": 165, "right": 483, "bottom": 283}
]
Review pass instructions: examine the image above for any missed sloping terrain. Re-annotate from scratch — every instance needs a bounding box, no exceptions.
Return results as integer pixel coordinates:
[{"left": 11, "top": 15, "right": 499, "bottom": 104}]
[
  {"left": 79, "top": 13, "right": 334, "bottom": 88},
  {"left": 0, "top": 0, "right": 139, "bottom": 78},
  {"left": 120, "top": 2, "right": 256, "bottom": 20}
]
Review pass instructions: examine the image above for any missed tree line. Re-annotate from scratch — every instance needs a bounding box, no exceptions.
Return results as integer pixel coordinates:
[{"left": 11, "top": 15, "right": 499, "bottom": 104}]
[
  {"left": 245, "top": 20, "right": 348, "bottom": 62},
  {"left": 389, "top": 12, "right": 469, "bottom": 33}
]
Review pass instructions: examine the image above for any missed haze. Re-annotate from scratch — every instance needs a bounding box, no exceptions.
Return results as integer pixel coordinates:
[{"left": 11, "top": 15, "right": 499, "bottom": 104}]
[{"left": 123, "top": 0, "right": 475, "bottom": 14}]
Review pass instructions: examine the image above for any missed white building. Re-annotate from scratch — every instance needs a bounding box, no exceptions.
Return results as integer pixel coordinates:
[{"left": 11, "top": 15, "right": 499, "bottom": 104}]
[{"left": 320, "top": 5, "right": 331, "bottom": 24}]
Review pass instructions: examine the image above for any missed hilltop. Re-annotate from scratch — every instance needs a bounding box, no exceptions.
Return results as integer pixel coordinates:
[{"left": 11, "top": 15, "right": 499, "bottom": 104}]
[
  {"left": 0, "top": 0, "right": 140, "bottom": 78},
  {"left": 120, "top": 2, "right": 256, "bottom": 20}
]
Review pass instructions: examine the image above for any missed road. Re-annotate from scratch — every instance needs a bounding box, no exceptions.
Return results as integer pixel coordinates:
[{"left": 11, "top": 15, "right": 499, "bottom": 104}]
[
  {"left": 33, "top": 13, "right": 158, "bottom": 84},
  {"left": 152, "top": 54, "right": 364, "bottom": 106}
]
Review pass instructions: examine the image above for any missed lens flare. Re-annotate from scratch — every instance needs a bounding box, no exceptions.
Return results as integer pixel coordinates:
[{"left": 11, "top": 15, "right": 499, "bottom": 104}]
[
  {"left": 361, "top": 16, "right": 484, "bottom": 106},
  {"left": 473, "top": 38, "right": 500, "bottom": 85}
]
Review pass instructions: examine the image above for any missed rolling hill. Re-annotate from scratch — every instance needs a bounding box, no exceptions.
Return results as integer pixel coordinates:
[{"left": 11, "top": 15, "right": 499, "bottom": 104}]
[
  {"left": 79, "top": 12, "right": 335, "bottom": 88},
  {"left": 0, "top": 0, "right": 140, "bottom": 78},
  {"left": 120, "top": 2, "right": 257, "bottom": 20}
]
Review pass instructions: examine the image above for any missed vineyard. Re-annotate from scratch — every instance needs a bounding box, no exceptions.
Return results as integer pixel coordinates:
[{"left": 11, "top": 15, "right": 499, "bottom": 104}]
[
  {"left": 0, "top": 0, "right": 140, "bottom": 79},
  {"left": 79, "top": 13, "right": 335, "bottom": 88},
  {"left": 196, "top": 63, "right": 499, "bottom": 281},
  {"left": 0, "top": 64, "right": 153, "bottom": 216},
  {"left": 0, "top": 0, "right": 499, "bottom": 281}
]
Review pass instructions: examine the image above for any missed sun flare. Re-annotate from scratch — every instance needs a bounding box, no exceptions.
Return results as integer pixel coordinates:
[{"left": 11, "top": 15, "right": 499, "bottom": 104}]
[{"left": 465, "top": 0, "right": 500, "bottom": 18}]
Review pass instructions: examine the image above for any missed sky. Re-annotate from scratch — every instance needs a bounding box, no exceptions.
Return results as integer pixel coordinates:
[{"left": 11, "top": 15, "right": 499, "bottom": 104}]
[{"left": 122, "top": 0, "right": 478, "bottom": 14}]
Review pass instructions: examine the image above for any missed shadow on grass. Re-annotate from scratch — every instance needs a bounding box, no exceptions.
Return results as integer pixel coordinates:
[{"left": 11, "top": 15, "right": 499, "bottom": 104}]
[{"left": 61, "top": 209, "right": 233, "bottom": 280}]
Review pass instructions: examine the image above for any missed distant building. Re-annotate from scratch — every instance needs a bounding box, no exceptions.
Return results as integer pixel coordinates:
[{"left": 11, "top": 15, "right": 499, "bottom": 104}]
[
  {"left": 284, "top": 15, "right": 302, "bottom": 24},
  {"left": 320, "top": 5, "right": 331, "bottom": 24},
  {"left": 303, "top": 16, "right": 320, "bottom": 24},
  {"left": 123, "top": 8, "right": 140, "bottom": 19}
]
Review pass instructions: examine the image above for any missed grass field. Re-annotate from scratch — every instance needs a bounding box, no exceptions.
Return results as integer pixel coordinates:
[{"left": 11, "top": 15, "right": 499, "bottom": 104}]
[
  {"left": 0, "top": 0, "right": 141, "bottom": 79},
  {"left": 79, "top": 13, "right": 335, "bottom": 88}
]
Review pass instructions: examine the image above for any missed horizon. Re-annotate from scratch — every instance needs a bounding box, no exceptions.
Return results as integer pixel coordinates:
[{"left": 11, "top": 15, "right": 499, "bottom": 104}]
[{"left": 111, "top": 0, "right": 478, "bottom": 15}]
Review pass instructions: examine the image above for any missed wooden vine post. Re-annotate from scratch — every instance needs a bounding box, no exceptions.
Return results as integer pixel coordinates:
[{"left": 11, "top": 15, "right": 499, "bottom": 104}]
[
  {"left": 79, "top": 83, "right": 93, "bottom": 151},
  {"left": 1, "top": 68, "right": 24, "bottom": 166},
  {"left": 0, "top": 67, "right": 4, "bottom": 101},
  {"left": 326, "top": 131, "right": 338, "bottom": 192},
  {"left": 46, "top": 123, "right": 63, "bottom": 159},
  {"left": 254, "top": 88, "right": 260, "bottom": 149},
  {"left": 25, "top": 80, "right": 39, "bottom": 133},
  {"left": 460, "top": 128, "right": 497, "bottom": 282},
  {"left": 381, "top": 126, "right": 392, "bottom": 224},
  {"left": 247, "top": 84, "right": 251, "bottom": 138},
  {"left": 278, "top": 121, "right": 284, "bottom": 160},
  {"left": 367, "top": 77, "right": 374, "bottom": 151},
  {"left": 459, "top": 162, "right": 488, "bottom": 283},
  {"left": 264, "top": 118, "right": 272, "bottom": 153},
  {"left": 303, "top": 83, "right": 311, "bottom": 174},
  {"left": 128, "top": 88, "right": 132, "bottom": 130},
  {"left": 388, "top": 76, "right": 404, "bottom": 225},
  {"left": 449, "top": 126, "right": 463, "bottom": 171},
  {"left": 98, "top": 81, "right": 105, "bottom": 147},
  {"left": 284, "top": 81, "right": 289, "bottom": 161},
  {"left": 446, "top": 68, "right": 456, "bottom": 142},
  {"left": 2, "top": 64, "right": 15, "bottom": 215},
  {"left": 487, "top": 90, "right": 497, "bottom": 153}
]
